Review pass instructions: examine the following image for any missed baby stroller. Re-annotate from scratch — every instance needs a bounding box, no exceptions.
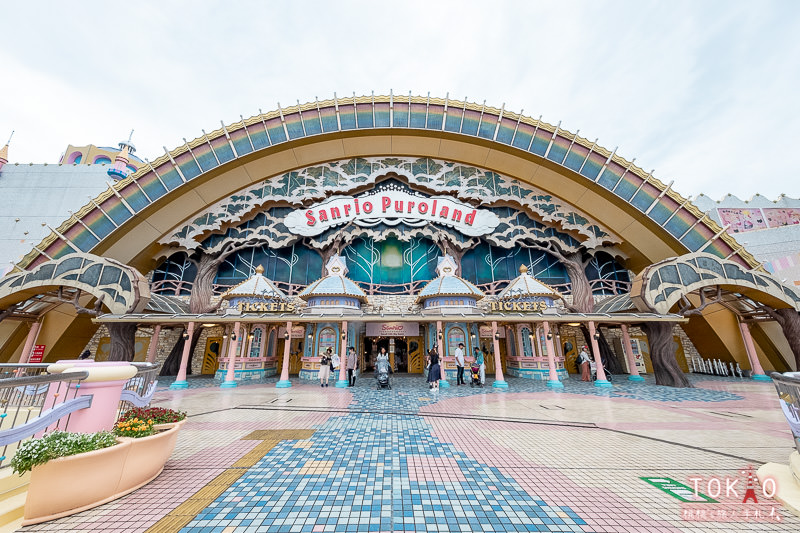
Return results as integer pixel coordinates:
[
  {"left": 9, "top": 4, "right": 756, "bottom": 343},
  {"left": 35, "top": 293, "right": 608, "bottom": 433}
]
[
  {"left": 375, "top": 356, "right": 391, "bottom": 390},
  {"left": 470, "top": 363, "right": 482, "bottom": 387},
  {"left": 591, "top": 360, "right": 613, "bottom": 382}
]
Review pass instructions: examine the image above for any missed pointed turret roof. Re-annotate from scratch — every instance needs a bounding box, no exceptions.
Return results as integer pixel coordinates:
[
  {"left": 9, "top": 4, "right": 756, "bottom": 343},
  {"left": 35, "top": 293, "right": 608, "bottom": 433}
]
[
  {"left": 497, "top": 265, "right": 562, "bottom": 300},
  {"left": 298, "top": 256, "right": 368, "bottom": 302},
  {"left": 416, "top": 255, "right": 485, "bottom": 302},
  {"left": 220, "top": 265, "right": 288, "bottom": 300}
]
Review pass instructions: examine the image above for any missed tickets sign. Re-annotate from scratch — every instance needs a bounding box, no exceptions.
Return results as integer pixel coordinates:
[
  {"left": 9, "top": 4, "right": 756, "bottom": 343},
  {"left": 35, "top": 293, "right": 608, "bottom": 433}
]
[{"left": 284, "top": 189, "right": 500, "bottom": 237}]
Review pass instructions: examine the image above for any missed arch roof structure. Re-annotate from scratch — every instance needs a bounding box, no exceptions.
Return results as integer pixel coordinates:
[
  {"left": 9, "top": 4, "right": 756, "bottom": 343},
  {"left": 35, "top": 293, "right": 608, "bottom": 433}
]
[{"left": 12, "top": 94, "right": 759, "bottom": 276}]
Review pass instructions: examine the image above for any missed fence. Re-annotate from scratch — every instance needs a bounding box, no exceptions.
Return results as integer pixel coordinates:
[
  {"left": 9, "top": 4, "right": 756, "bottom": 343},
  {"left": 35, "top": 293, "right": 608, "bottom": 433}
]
[
  {"left": 770, "top": 372, "right": 800, "bottom": 454},
  {"left": 0, "top": 371, "right": 90, "bottom": 469},
  {"left": 0, "top": 362, "right": 160, "bottom": 469}
]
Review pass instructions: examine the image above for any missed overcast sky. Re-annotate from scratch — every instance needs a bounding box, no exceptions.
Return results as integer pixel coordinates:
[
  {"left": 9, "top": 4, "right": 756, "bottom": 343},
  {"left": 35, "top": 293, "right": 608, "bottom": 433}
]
[{"left": 1, "top": 0, "right": 798, "bottom": 200}]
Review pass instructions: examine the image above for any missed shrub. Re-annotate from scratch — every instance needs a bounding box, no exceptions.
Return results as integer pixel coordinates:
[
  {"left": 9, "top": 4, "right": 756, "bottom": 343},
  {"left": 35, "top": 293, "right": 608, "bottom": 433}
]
[
  {"left": 11, "top": 431, "right": 117, "bottom": 475},
  {"left": 119, "top": 407, "right": 186, "bottom": 424}
]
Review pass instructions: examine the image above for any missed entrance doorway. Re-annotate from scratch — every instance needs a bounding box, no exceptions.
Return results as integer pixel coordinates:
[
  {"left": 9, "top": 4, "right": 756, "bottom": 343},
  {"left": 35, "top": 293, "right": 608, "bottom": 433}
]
[{"left": 363, "top": 336, "right": 425, "bottom": 374}]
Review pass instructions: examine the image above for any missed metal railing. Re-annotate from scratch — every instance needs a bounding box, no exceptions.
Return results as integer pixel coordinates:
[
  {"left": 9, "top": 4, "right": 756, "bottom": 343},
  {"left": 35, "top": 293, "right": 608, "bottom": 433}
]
[
  {"left": 0, "top": 371, "right": 90, "bottom": 469},
  {"left": 117, "top": 363, "right": 160, "bottom": 419},
  {"left": 770, "top": 372, "right": 800, "bottom": 454},
  {"left": 0, "top": 363, "right": 51, "bottom": 380}
]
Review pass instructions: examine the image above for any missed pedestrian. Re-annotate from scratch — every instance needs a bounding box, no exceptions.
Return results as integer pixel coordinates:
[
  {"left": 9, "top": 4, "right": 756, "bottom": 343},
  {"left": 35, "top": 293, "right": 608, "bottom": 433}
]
[
  {"left": 347, "top": 346, "right": 357, "bottom": 387},
  {"left": 319, "top": 348, "right": 333, "bottom": 387},
  {"left": 455, "top": 342, "right": 465, "bottom": 385},
  {"left": 578, "top": 346, "right": 592, "bottom": 382},
  {"left": 331, "top": 350, "right": 341, "bottom": 376},
  {"left": 427, "top": 347, "right": 440, "bottom": 390},
  {"left": 474, "top": 346, "right": 485, "bottom": 385}
]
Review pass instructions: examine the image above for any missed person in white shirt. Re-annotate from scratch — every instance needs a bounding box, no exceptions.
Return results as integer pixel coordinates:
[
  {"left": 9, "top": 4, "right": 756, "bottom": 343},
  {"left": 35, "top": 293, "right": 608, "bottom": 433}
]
[{"left": 455, "top": 343, "right": 466, "bottom": 385}]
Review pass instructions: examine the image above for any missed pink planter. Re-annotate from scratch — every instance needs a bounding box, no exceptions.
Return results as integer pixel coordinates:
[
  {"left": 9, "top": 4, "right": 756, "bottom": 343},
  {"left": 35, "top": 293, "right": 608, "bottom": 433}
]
[{"left": 22, "top": 422, "right": 185, "bottom": 526}]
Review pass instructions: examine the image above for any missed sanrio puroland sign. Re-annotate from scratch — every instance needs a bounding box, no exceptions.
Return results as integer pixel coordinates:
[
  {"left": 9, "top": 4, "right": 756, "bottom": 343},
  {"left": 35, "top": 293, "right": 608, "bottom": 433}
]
[{"left": 284, "top": 189, "right": 500, "bottom": 237}]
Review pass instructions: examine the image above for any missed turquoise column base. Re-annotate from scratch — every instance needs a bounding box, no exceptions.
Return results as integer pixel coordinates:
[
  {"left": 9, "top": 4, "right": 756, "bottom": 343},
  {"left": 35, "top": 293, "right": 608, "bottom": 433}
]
[
  {"left": 439, "top": 380, "right": 450, "bottom": 388},
  {"left": 752, "top": 374, "right": 772, "bottom": 381},
  {"left": 594, "top": 379, "right": 613, "bottom": 388},
  {"left": 335, "top": 380, "right": 349, "bottom": 388},
  {"left": 169, "top": 380, "right": 188, "bottom": 390},
  {"left": 546, "top": 380, "right": 564, "bottom": 388},
  {"left": 220, "top": 380, "right": 238, "bottom": 388},
  {"left": 628, "top": 375, "right": 646, "bottom": 382},
  {"left": 275, "top": 380, "right": 292, "bottom": 388},
  {"left": 492, "top": 380, "right": 509, "bottom": 389}
]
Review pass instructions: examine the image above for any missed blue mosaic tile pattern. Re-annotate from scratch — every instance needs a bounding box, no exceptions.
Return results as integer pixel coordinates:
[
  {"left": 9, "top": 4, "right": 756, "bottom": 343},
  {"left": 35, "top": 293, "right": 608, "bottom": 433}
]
[{"left": 180, "top": 387, "right": 589, "bottom": 532}]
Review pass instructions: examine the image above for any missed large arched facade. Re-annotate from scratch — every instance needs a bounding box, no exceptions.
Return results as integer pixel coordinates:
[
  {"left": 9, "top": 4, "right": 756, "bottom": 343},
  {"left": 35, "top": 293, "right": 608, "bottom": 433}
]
[{"left": 1, "top": 94, "right": 796, "bottom": 377}]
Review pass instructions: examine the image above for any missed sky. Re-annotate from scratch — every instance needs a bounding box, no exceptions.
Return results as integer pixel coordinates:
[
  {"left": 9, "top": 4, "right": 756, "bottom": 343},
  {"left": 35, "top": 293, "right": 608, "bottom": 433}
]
[{"left": 1, "top": 0, "right": 799, "bottom": 200}]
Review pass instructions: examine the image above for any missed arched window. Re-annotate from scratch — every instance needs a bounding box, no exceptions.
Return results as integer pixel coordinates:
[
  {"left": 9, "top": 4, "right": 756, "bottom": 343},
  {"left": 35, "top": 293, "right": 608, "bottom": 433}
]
[
  {"left": 93, "top": 156, "right": 112, "bottom": 165},
  {"left": 520, "top": 326, "right": 533, "bottom": 357},
  {"left": 537, "top": 326, "right": 547, "bottom": 356},
  {"left": 66, "top": 151, "right": 83, "bottom": 164},
  {"left": 507, "top": 327, "right": 516, "bottom": 358},
  {"left": 447, "top": 327, "right": 466, "bottom": 357},
  {"left": 266, "top": 328, "right": 276, "bottom": 358},
  {"left": 249, "top": 326, "right": 264, "bottom": 357},
  {"left": 318, "top": 327, "right": 337, "bottom": 356}
]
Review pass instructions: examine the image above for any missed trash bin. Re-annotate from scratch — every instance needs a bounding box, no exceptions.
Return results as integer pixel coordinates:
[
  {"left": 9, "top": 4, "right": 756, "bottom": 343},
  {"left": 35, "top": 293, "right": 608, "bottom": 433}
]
[{"left": 770, "top": 372, "right": 800, "bottom": 454}]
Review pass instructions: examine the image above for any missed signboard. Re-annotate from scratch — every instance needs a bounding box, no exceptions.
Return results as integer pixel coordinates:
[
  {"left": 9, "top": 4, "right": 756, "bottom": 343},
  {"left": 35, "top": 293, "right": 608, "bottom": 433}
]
[
  {"left": 278, "top": 325, "right": 306, "bottom": 338},
  {"left": 489, "top": 300, "right": 550, "bottom": 312},
  {"left": 284, "top": 189, "right": 500, "bottom": 237},
  {"left": 479, "top": 326, "right": 505, "bottom": 338},
  {"left": 237, "top": 301, "right": 295, "bottom": 313},
  {"left": 366, "top": 322, "right": 420, "bottom": 337},
  {"left": 640, "top": 477, "right": 717, "bottom": 503},
  {"left": 29, "top": 344, "right": 45, "bottom": 363}
]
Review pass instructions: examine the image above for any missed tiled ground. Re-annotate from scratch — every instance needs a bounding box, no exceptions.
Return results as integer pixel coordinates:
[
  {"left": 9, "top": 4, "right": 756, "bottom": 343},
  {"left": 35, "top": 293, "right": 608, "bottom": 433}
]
[{"left": 17, "top": 373, "right": 800, "bottom": 532}]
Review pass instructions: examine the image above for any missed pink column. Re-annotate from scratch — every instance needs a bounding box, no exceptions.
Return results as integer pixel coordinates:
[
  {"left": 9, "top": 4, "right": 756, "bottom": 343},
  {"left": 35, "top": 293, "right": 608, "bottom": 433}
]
[
  {"left": 340, "top": 320, "right": 348, "bottom": 369},
  {"left": 222, "top": 321, "right": 241, "bottom": 388},
  {"left": 277, "top": 321, "right": 293, "bottom": 387},
  {"left": 18, "top": 321, "right": 41, "bottom": 363},
  {"left": 169, "top": 322, "right": 195, "bottom": 389},
  {"left": 588, "top": 321, "right": 611, "bottom": 387},
  {"left": 491, "top": 321, "right": 508, "bottom": 388},
  {"left": 146, "top": 325, "right": 161, "bottom": 363},
  {"left": 543, "top": 321, "right": 563, "bottom": 388},
  {"left": 621, "top": 324, "right": 644, "bottom": 381},
  {"left": 739, "top": 321, "right": 770, "bottom": 380}
]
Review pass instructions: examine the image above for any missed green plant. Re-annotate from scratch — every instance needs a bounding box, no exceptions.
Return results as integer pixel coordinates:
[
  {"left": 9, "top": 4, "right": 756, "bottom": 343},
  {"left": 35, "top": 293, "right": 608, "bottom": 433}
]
[
  {"left": 119, "top": 407, "right": 186, "bottom": 424},
  {"left": 11, "top": 430, "right": 117, "bottom": 475},
  {"left": 113, "top": 417, "right": 155, "bottom": 438}
]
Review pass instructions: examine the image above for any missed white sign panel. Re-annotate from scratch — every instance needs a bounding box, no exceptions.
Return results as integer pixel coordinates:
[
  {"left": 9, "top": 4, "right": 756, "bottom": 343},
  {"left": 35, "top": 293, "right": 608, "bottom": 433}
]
[
  {"left": 479, "top": 325, "right": 505, "bottom": 338},
  {"left": 284, "top": 189, "right": 500, "bottom": 237},
  {"left": 278, "top": 325, "right": 306, "bottom": 338},
  {"left": 366, "top": 322, "right": 420, "bottom": 337}
]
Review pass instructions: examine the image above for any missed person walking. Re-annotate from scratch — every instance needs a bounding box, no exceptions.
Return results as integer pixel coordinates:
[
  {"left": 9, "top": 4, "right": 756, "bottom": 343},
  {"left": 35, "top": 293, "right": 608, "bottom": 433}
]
[
  {"left": 427, "top": 347, "right": 440, "bottom": 390},
  {"left": 331, "top": 350, "right": 341, "bottom": 375},
  {"left": 347, "top": 346, "right": 358, "bottom": 387},
  {"left": 578, "top": 346, "right": 592, "bottom": 382},
  {"left": 455, "top": 342, "right": 466, "bottom": 385},
  {"left": 319, "top": 348, "right": 333, "bottom": 387},
  {"left": 474, "top": 346, "right": 485, "bottom": 385}
]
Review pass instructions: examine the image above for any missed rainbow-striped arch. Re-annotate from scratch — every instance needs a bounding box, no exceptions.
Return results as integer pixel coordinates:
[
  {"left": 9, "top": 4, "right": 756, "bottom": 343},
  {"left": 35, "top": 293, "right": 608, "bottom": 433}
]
[{"left": 16, "top": 95, "right": 757, "bottom": 274}]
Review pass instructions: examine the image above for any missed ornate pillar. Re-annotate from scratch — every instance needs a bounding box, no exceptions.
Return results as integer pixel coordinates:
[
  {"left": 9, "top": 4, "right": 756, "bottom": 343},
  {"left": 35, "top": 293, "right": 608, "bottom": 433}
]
[
  {"left": 543, "top": 321, "right": 563, "bottom": 388},
  {"left": 170, "top": 321, "right": 194, "bottom": 389},
  {"left": 277, "top": 321, "right": 293, "bottom": 388},
  {"left": 437, "top": 320, "right": 449, "bottom": 387},
  {"left": 739, "top": 321, "right": 771, "bottom": 381},
  {"left": 491, "top": 321, "right": 508, "bottom": 388},
  {"left": 621, "top": 324, "right": 644, "bottom": 381},
  {"left": 222, "top": 321, "right": 241, "bottom": 388},
  {"left": 588, "top": 321, "right": 612, "bottom": 388},
  {"left": 336, "top": 321, "right": 350, "bottom": 387},
  {"left": 18, "top": 320, "right": 41, "bottom": 364},
  {"left": 146, "top": 325, "right": 161, "bottom": 364}
]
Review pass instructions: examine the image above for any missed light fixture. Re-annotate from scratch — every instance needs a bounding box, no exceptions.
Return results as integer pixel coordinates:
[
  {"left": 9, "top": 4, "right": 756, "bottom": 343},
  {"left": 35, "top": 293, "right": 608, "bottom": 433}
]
[
  {"left": 470, "top": 333, "right": 476, "bottom": 340},
  {"left": 248, "top": 333, "right": 254, "bottom": 341},
  {"left": 202, "top": 323, "right": 217, "bottom": 328},
  {"left": 494, "top": 332, "right": 500, "bottom": 340},
  {"left": 231, "top": 333, "right": 237, "bottom": 341},
  {"left": 567, "top": 322, "right": 581, "bottom": 327},
  {"left": 546, "top": 332, "right": 553, "bottom": 341},
  {"left": 283, "top": 332, "right": 290, "bottom": 340},
  {"left": 182, "top": 332, "right": 189, "bottom": 341},
  {"left": 307, "top": 333, "right": 313, "bottom": 339},
  {"left": 222, "top": 333, "right": 228, "bottom": 340},
  {"left": 593, "top": 331, "right": 600, "bottom": 340},
  {"left": 341, "top": 332, "right": 347, "bottom": 340},
  {"left": 438, "top": 332, "right": 443, "bottom": 340}
]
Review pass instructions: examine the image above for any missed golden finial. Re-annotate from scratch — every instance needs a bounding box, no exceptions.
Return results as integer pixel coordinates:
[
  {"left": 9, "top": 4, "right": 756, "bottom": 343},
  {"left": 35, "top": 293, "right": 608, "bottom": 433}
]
[
  {"left": 255, "top": 265, "right": 265, "bottom": 274},
  {"left": 519, "top": 264, "right": 528, "bottom": 274}
]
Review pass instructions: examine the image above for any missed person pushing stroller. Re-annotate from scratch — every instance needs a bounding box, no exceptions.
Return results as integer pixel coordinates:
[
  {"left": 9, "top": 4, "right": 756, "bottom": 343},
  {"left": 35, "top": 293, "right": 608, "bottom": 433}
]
[{"left": 375, "top": 350, "right": 392, "bottom": 389}]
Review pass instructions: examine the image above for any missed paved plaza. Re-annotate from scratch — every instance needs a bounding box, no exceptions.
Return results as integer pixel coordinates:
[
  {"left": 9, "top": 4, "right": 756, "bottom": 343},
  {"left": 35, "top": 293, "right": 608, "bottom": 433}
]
[{"left": 17, "top": 374, "right": 800, "bottom": 532}]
